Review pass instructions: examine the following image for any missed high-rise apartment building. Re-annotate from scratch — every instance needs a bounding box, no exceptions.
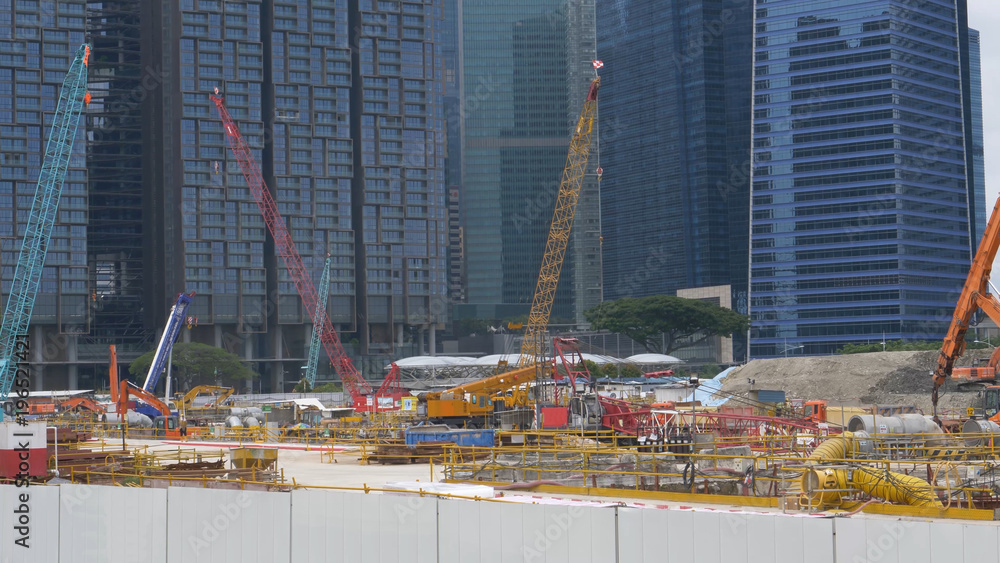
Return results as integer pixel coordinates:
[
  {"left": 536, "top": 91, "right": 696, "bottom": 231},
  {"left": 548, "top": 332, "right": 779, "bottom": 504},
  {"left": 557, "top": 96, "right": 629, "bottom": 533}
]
[
  {"left": 457, "top": 0, "right": 601, "bottom": 326},
  {"left": 750, "top": 0, "right": 978, "bottom": 356},
  {"left": 596, "top": 0, "right": 753, "bottom": 359},
  {"left": 0, "top": 0, "right": 90, "bottom": 389},
  {"left": 1, "top": 0, "right": 447, "bottom": 391}
]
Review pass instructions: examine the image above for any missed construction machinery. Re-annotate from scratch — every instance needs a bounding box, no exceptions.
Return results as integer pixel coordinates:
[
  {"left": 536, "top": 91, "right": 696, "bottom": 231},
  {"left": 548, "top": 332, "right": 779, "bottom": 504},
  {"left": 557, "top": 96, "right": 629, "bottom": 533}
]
[
  {"left": 211, "top": 93, "right": 404, "bottom": 412},
  {"left": 932, "top": 194, "right": 1000, "bottom": 415},
  {"left": 141, "top": 292, "right": 195, "bottom": 395},
  {"left": 177, "top": 385, "right": 234, "bottom": 416},
  {"left": 303, "top": 255, "right": 333, "bottom": 388},
  {"left": 424, "top": 72, "right": 602, "bottom": 427},
  {"left": 118, "top": 380, "right": 180, "bottom": 438},
  {"left": 0, "top": 44, "right": 91, "bottom": 406},
  {"left": 423, "top": 367, "right": 536, "bottom": 427},
  {"left": 106, "top": 344, "right": 179, "bottom": 436}
]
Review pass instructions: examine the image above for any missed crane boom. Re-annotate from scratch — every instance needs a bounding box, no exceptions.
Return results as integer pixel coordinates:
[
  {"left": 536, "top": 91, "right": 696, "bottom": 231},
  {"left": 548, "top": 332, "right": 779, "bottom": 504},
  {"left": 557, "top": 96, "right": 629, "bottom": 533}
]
[
  {"left": 0, "top": 44, "right": 90, "bottom": 402},
  {"left": 304, "top": 256, "right": 333, "bottom": 387},
  {"left": 211, "top": 94, "right": 378, "bottom": 409},
  {"left": 518, "top": 77, "right": 601, "bottom": 368},
  {"left": 932, "top": 194, "right": 1000, "bottom": 414},
  {"left": 143, "top": 292, "right": 195, "bottom": 392},
  {"left": 424, "top": 74, "right": 601, "bottom": 423}
]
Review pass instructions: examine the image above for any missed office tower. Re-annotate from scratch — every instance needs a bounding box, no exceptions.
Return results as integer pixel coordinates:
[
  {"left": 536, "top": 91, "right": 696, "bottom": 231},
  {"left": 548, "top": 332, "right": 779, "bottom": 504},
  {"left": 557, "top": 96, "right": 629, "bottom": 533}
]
[
  {"left": 596, "top": 0, "right": 753, "bottom": 359},
  {"left": 458, "top": 0, "right": 600, "bottom": 326},
  {"left": 967, "top": 27, "right": 985, "bottom": 248},
  {"left": 750, "top": 0, "right": 976, "bottom": 356}
]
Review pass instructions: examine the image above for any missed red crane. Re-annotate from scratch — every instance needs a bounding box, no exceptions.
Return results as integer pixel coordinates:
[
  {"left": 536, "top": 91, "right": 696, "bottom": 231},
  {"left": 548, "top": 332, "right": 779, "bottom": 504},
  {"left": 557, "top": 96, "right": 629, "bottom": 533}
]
[{"left": 211, "top": 93, "right": 403, "bottom": 412}]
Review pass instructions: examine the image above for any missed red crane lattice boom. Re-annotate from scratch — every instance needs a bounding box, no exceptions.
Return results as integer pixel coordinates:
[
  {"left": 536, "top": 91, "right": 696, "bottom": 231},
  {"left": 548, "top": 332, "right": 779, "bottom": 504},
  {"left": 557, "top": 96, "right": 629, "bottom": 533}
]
[{"left": 212, "top": 94, "right": 399, "bottom": 410}]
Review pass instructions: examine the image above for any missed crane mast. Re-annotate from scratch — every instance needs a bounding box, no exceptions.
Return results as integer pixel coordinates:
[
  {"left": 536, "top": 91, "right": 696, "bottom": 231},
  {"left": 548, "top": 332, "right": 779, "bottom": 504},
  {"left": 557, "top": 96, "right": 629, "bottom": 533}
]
[
  {"left": 0, "top": 44, "right": 91, "bottom": 403},
  {"left": 304, "top": 256, "right": 333, "bottom": 388},
  {"left": 211, "top": 93, "right": 401, "bottom": 411},
  {"left": 518, "top": 76, "right": 601, "bottom": 370}
]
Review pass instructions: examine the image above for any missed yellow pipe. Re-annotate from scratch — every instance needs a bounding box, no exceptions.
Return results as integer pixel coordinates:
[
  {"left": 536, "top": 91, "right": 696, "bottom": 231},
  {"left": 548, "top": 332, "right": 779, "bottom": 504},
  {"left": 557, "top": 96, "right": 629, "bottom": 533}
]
[
  {"left": 801, "top": 432, "right": 942, "bottom": 510},
  {"left": 852, "top": 467, "right": 942, "bottom": 508}
]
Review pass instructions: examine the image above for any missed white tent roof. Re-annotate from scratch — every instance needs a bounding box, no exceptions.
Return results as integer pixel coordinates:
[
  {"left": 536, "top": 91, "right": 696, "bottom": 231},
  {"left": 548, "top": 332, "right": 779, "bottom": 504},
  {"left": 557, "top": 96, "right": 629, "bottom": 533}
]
[
  {"left": 388, "top": 356, "right": 482, "bottom": 370},
  {"left": 624, "top": 353, "right": 684, "bottom": 364}
]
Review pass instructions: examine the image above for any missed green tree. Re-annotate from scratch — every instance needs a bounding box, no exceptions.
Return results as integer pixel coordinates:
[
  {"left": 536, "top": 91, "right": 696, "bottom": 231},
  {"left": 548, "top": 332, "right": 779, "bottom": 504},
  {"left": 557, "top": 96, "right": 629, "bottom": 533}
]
[
  {"left": 582, "top": 360, "right": 601, "bottom": 380},
  {"left": 584, "top": 295, "right": 749, "bottom": 354},
  {"left": 619, "top": 363, "right": 643, "bottom": 379},
  {"left": 602, "top": 363, "right": 620, "bottom": 378},
  {"left": 313, "top": 382, "right": 343, "bottom": 393},
  {"left": 293, "top": 378, "right": 312, "bottom": 393},
  {"left": 129, "top": 342, "right": 257, "bottom": 392}
]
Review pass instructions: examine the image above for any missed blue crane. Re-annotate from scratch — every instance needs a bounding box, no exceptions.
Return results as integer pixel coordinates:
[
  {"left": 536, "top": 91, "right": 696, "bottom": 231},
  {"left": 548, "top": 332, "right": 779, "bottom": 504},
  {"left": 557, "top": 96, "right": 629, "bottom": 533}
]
[
  {"left": 0, "top": 44, "right": 91, "bottom": 405},
  {"left": 132, "top": 292, "right": 195, "bottom": 417},
  {"left": 304, "top": 255, "right": 333, "bottom": 388}
]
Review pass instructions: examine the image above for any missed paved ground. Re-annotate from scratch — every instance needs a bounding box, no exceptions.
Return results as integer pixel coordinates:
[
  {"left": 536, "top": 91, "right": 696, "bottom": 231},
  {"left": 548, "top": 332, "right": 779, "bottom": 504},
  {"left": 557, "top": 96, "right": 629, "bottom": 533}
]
[{"left": 126, "top": 438, "right": 433, "bottom": 488}]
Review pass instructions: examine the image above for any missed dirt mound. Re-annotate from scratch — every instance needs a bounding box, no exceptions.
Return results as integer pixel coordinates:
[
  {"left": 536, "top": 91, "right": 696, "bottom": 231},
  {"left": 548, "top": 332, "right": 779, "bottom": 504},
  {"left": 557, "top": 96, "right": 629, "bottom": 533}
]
[{"left": 721, "top": 349, "right": 995, "bottom": 413}]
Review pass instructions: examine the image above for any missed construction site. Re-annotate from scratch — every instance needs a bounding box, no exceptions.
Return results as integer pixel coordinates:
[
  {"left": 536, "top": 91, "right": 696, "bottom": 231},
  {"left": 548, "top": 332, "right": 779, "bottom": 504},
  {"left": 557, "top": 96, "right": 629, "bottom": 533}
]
[{"left": 5, "top": 41, "right": 1000, "bottom": 563}]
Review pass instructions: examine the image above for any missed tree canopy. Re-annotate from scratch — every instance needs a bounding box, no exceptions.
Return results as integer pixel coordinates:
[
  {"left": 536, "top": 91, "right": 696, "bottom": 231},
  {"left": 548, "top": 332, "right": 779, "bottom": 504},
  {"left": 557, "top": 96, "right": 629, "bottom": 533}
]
[
  {"left": 583, "top": 295, "right": 750, "bottom": 354},
  {"left": 128, "top": 342, "right": 257, "bottom": 392}
]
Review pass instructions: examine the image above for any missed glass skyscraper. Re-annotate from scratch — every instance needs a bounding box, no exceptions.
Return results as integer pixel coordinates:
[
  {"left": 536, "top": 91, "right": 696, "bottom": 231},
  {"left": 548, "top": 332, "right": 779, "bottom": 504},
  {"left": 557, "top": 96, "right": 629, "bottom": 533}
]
[
  {"left": 596, "top": 0, "right": 753, "bottom": 358},
  {"left": 750, "top": 0, "right": 978, "bottom": 356},
  {"left": 458, "top": 0, "right": 600, "bottom": 326},
  {"left": 1, "top": 0, "right": 447, "bottom": 390},
  {"left": 968, "top": 27, "right": 985, "bottom": 247}
]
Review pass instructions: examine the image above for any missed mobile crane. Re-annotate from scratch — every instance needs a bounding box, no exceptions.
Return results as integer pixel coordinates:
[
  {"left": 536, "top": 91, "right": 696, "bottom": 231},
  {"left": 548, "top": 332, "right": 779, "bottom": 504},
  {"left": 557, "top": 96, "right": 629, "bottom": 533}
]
[
  {"left": 0, "top": 44, "right": 91, "bottom": 406},
  {"left": 132, "top": 292, "right": 195, "bottom": 418},
  {"left": 211, "top": 93, "right": 404, "bottom": 412},
  {"left": 932, "top": 194, "right": 1000, "bottom": 417},
  {"left": 424, "top": 70, "right": 602, "bottom": 426}
]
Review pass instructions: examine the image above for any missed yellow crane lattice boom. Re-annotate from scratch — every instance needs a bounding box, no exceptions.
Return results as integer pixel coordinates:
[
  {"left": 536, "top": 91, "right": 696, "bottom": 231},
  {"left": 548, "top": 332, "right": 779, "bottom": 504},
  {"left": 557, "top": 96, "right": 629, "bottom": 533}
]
[{"left": 518, "top": 76, "right": 601, "bottom": 368}]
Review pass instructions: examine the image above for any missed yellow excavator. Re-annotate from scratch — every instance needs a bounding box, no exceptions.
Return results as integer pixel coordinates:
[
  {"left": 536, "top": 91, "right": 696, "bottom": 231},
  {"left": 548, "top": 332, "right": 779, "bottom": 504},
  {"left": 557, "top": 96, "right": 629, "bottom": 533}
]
[
  {"left": 176, "top": 385, "right": 234, "bottom": 420},
  {"left": 423, "top": 71, "right": 602, "bottom": 427}
]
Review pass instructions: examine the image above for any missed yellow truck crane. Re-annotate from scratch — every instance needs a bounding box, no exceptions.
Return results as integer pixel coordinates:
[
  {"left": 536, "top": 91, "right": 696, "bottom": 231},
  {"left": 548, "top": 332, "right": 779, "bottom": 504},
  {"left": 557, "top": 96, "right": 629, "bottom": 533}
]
[{"left": 424, "top": 70, "right": 603, "bottom": 427}]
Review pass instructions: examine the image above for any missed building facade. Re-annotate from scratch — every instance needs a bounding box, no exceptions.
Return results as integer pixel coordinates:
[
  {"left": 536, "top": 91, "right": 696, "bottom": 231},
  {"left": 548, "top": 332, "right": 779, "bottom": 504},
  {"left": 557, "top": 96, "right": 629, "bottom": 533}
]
[
  {"left": 0, "top": 0, "right": 90, "bottom": 389},
  {"left": 596, "top": 0, "right": 753, "bottom": 359},
  {"left": 968, "top": 27, "right": 985, "bottom": 247},
  {"left": 750, "top": 0, "right": 978, "bottom": 356},
  {"left": 1, "top": 0, "right": 447, "bottom": 391},
  {"left": 457, "top": 0, "right": 601, "bottom": 326}
]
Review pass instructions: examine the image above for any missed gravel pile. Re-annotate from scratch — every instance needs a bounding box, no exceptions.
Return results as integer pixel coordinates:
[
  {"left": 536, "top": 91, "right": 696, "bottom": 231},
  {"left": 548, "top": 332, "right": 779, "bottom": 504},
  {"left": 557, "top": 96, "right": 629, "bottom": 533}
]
[{"left": 720, "top": 349, "right": 996, "bottom": 413}]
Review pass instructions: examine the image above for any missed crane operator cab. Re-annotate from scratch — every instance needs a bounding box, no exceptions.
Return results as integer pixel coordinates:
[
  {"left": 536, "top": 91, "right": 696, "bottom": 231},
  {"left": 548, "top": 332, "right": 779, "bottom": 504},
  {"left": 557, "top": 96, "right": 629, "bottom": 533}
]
[{"left": 153, "top": 415, "right": 181, "bottom": 438}]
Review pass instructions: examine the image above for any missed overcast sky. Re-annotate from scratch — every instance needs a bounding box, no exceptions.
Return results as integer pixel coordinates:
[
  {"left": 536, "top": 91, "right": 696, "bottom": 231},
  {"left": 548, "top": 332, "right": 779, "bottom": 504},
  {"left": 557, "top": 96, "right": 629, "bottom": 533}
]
[{"left": 971, "top": 1, "right": 1000, "bottom": 213}]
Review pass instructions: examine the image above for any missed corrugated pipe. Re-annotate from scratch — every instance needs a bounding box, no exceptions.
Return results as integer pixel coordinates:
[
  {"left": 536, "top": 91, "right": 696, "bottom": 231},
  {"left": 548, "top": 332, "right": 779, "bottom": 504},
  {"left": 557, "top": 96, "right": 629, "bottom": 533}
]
[{"left": 800, "top": 431, "right": 942, "bottom": 510}]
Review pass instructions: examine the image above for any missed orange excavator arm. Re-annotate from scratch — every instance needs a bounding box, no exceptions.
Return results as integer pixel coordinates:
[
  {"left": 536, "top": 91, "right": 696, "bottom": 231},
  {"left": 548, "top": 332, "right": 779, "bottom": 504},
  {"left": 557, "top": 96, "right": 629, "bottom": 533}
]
[
  {"left": 109, "top": 344, "right": 119, "bottom": 403},
  {"left": 932, "top": 195, "right": 1000, "bottom": 414},
  {"left": 119, "top": 381, "right": 171, "bottom": 418}
]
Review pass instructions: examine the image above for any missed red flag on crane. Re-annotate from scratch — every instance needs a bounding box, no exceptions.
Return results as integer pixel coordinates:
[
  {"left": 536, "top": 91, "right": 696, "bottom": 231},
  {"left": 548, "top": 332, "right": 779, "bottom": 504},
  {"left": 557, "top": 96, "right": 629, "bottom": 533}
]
[{"left": 592, "top": 60, "right": 604, "bottom": 69}]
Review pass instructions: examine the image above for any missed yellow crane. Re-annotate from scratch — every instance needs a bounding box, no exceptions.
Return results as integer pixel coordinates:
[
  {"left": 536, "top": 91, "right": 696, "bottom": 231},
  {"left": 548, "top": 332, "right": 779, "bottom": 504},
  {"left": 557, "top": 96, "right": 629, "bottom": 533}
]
[
  {"left": 425, "top": 72, "right": 602, "bottom": 425},
  {"left": 518, "top": 76, "right": 601, "bottom": 372}
]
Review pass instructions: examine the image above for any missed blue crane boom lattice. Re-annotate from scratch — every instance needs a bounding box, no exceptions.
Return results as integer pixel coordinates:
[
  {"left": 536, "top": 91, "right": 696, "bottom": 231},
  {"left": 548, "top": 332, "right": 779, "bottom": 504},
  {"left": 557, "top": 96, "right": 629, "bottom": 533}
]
[
  {"left": 0, "top": 43, "right": 91, "bottom": 403},
  {"left": 305, "top": 256, "right": 333, "bottom": 388}
]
